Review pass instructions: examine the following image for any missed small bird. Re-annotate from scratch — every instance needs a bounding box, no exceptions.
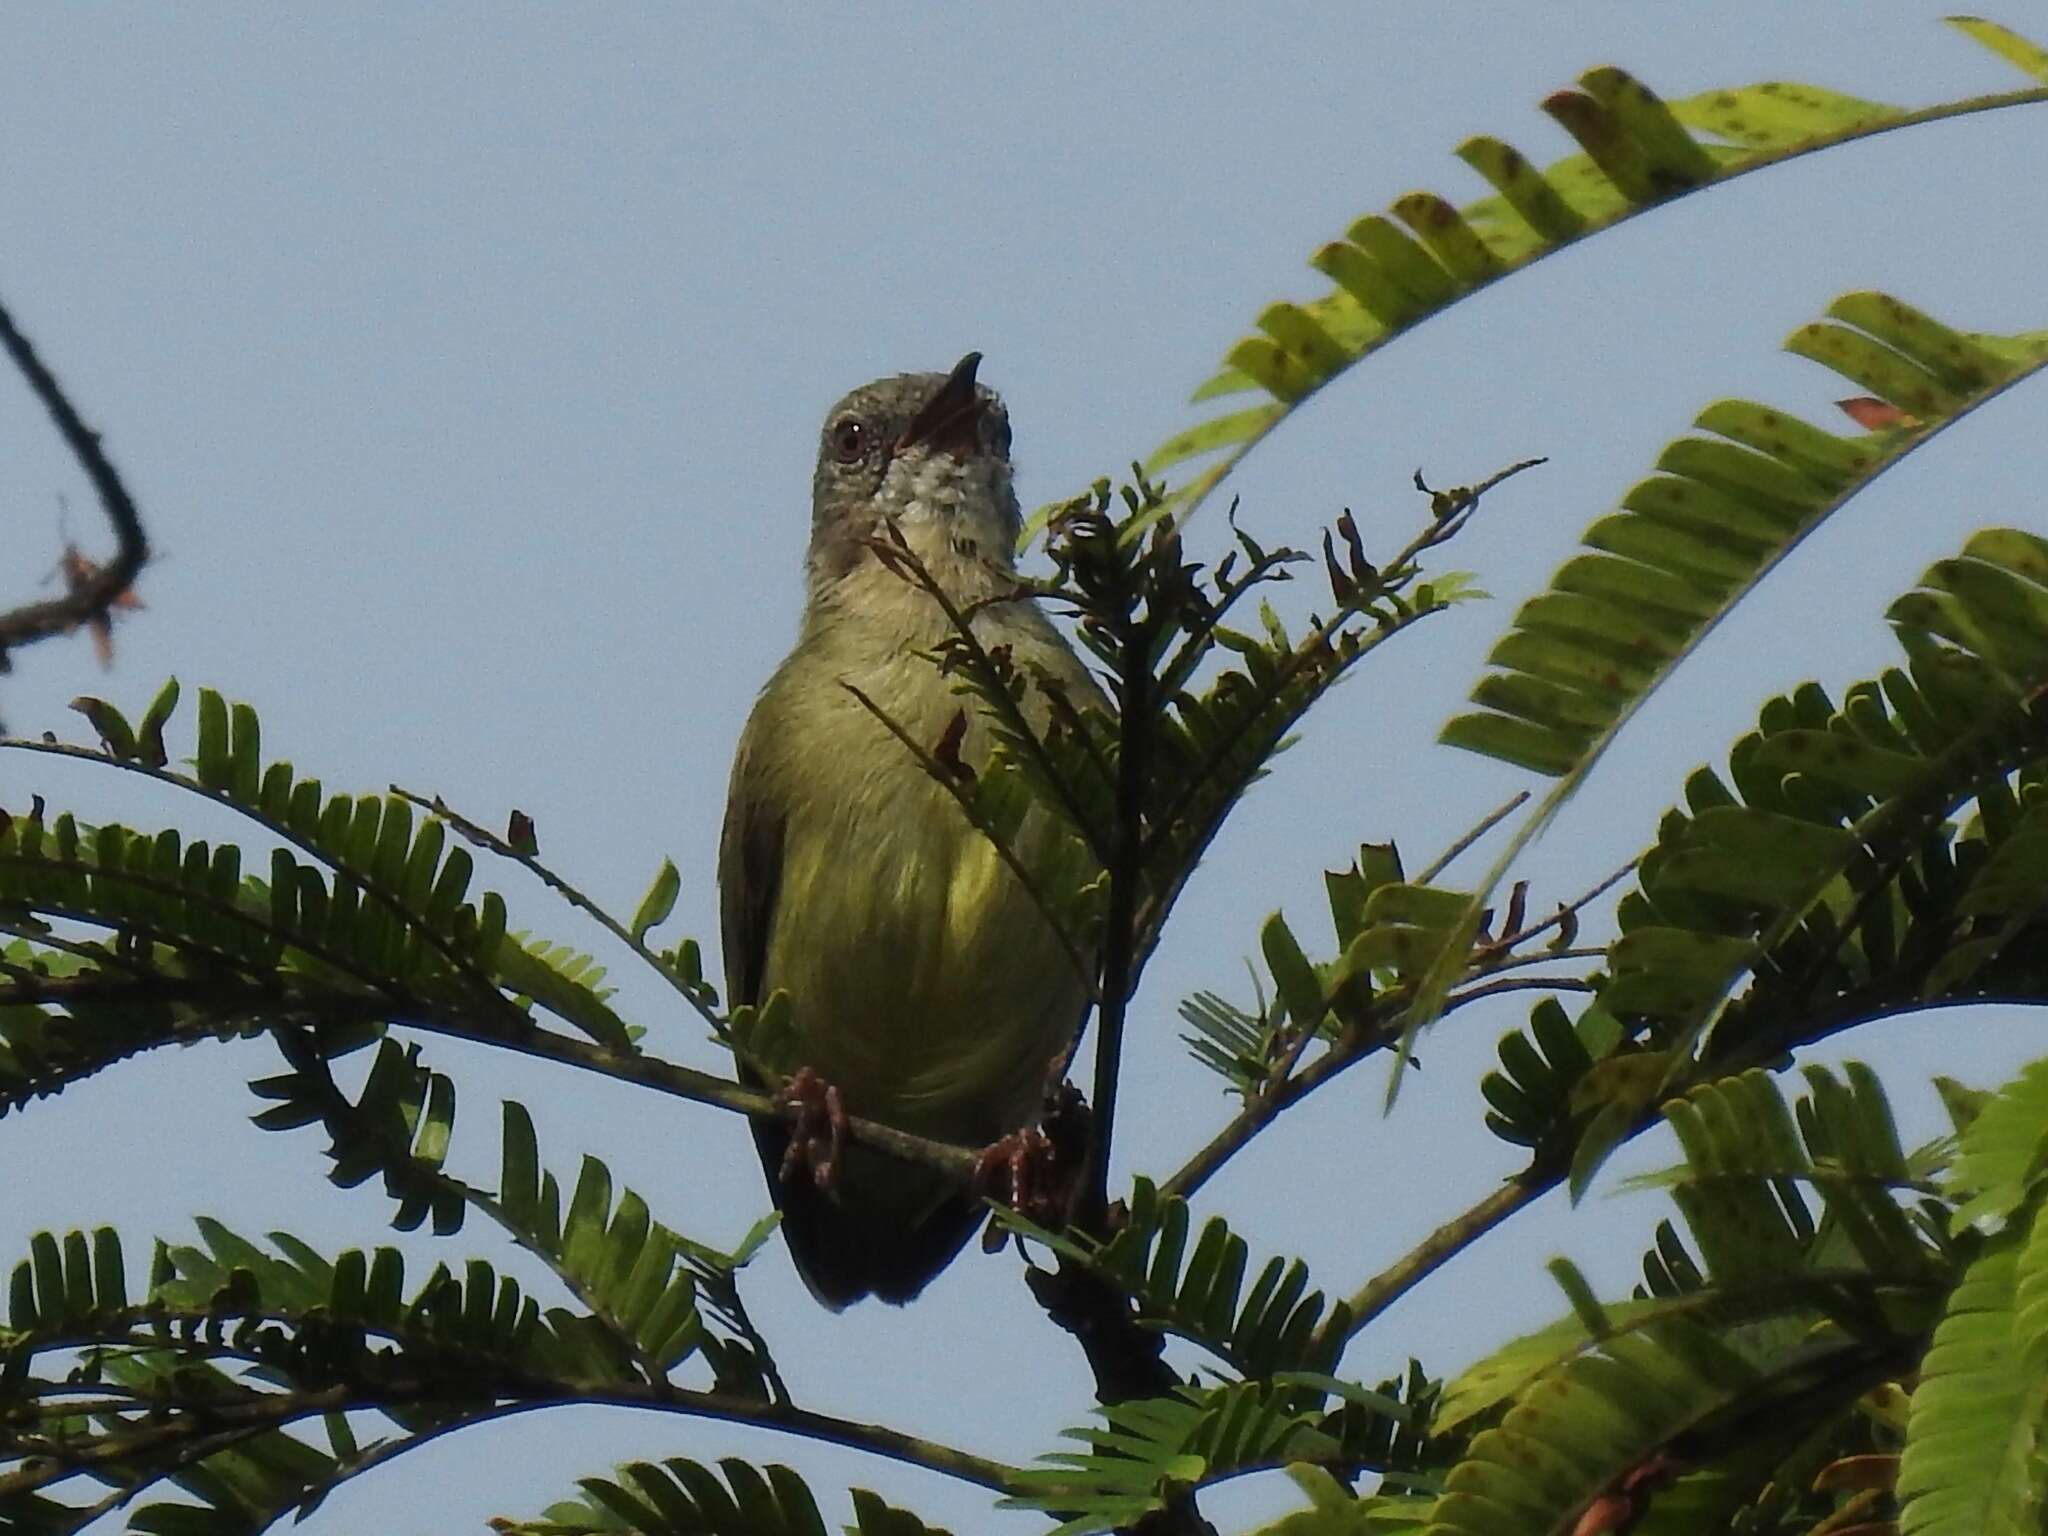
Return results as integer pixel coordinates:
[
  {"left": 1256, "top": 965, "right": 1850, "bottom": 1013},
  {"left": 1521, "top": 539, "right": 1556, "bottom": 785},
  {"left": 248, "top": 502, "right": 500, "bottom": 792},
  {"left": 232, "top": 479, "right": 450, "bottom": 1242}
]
[{"left": 719, "top": 354, "right": 1098, "bottom": 1307}]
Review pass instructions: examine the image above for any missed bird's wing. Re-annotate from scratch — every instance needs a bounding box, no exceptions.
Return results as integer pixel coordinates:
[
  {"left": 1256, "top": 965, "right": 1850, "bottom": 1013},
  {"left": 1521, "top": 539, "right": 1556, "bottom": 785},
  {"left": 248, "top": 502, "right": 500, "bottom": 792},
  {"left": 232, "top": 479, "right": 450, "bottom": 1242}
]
[{"left": 717, "top": 727, "right": 785, "bottom": 1014}]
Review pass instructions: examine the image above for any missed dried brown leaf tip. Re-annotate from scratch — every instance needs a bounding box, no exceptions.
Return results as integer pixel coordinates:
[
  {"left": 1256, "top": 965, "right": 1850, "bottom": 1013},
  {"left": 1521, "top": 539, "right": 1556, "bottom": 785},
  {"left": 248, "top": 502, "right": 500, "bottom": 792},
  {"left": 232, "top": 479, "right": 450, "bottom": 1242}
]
[
  {"left": 507, "top": 808, "right": 539, "bottom": 855},
  {"left": 1836, "top": 396, "right": 1921, "bottom": 431},
  {"left": 57, "top": 544, "right": 143, "bottom": 668},
  {"left": 932, "top": 708, "right": 975, "bottom": 784}
]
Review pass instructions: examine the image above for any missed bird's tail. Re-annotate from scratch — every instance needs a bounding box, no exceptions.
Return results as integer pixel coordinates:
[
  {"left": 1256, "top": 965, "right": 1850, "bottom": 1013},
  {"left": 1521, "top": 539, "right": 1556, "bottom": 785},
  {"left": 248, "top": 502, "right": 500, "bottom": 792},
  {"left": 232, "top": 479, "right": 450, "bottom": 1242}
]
[{"left": 751, "top": 1121, "right": 984, "bottom": 1308}]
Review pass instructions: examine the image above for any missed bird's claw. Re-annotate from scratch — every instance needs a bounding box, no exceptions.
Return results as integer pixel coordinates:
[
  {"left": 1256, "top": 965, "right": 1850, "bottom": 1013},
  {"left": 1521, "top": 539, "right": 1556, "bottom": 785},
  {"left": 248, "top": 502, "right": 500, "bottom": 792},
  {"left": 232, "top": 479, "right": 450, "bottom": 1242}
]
[
  {"left": 774, "top": 1067, "right": 849, "bottom": 1193},
  {"left": 974, "top": 1081, "right": 1090, "bottom": 1231},
  {"left": 973, "top": 1127, "right": 1060, "bottom": 1223}
]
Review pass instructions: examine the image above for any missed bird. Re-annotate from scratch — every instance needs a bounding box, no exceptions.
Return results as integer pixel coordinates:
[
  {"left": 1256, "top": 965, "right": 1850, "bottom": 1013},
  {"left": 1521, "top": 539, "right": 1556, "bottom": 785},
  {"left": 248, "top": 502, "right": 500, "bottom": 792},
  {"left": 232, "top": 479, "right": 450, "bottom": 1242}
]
[{"left": 718, "top": 354, "right": 1099, "bottom": 1308}]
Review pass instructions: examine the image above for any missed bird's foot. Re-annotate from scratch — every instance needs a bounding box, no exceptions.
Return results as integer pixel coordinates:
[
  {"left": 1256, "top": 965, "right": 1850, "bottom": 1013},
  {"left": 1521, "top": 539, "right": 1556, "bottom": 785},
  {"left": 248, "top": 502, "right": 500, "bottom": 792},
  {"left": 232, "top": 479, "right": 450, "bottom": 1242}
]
[
  {"left": 974, "top": 1081, "right": 1090, "bottom": 1230},
  {"left": 773, "top": 1067, "right": 849, "bottom": 1193},
  {"left": 973, "top": 1127, "right": 1059, "bottom": 1223}
]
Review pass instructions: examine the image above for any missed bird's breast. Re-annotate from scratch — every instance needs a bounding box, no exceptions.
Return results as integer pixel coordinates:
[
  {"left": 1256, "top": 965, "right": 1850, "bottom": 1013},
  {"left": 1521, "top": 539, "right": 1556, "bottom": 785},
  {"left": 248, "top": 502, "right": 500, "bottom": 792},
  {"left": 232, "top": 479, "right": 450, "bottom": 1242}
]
[{"left": 754, "top": 630, "right": 1088, "bottom": 1144}]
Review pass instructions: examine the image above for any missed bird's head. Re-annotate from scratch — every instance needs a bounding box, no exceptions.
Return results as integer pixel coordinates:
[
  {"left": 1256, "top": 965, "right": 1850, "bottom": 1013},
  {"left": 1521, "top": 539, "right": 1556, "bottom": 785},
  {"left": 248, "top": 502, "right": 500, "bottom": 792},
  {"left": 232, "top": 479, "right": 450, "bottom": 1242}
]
[{"left": 807, "top": 353, "right": 1020, "bottom": 589}]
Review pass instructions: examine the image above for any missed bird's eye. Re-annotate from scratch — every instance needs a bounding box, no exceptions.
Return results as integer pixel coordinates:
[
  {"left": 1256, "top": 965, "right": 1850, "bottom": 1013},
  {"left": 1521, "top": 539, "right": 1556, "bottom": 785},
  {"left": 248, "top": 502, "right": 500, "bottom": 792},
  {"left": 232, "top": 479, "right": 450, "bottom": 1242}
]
[
  {"left": 992, "top": 415, "right": 1012, "bottom": 458},
  {"left": 831, "top": 419, "right": 868, "bottom": 463}
]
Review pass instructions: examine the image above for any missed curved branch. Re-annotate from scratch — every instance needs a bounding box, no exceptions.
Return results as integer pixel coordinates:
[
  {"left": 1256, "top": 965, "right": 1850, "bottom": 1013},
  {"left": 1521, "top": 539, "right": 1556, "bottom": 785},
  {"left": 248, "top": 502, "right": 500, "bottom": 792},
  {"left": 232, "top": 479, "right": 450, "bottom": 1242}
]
[
  {"left": 0, "top": 962, "right": 980, "bottom": 1182},
  {"left": 0, "top": 299, "right": 148, "bottom": 658},
  {"left": 0, "top": 1376, "right": 1018, "bottom": 1509}
]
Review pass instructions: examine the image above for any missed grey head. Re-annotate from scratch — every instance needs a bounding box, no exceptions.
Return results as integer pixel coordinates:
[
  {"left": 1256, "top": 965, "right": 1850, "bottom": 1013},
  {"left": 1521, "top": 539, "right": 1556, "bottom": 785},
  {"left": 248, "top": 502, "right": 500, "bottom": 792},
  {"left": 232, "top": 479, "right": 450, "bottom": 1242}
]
[{"left": 807, "top": 353, "right": 1020, "bottom": 590}]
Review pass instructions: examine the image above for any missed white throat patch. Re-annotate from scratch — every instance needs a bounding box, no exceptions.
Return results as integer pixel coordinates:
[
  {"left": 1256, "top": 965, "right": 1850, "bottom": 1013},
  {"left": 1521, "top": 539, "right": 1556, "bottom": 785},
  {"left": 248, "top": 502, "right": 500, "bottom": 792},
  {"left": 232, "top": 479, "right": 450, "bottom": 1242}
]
[{"left": 881, "top": 449, "right": 1014, "bottom": 552}]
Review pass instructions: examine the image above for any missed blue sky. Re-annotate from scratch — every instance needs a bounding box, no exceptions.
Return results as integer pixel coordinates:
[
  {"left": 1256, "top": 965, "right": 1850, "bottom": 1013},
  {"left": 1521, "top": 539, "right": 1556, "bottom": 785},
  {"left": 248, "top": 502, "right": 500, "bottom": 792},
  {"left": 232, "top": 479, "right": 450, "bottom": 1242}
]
[{"left": 2, "top": 8, "right": 2044, "bottom": 1532}]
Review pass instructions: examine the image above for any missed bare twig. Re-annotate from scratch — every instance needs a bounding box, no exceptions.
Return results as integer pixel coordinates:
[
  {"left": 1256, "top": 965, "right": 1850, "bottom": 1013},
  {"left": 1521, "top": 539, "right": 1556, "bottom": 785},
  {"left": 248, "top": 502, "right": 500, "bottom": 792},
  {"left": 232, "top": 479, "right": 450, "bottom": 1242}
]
[
  {"left": 1414, "top": 790, "right": 1531, "bottom": 886},
  {"left": 0, "top": 299, "right": 148, "bottom": 659},
  {"left": 1326, "top": 1176, "right": 1544, "bottom": 1341},
  {"left": 1501, "top": 859, "right": 1637, "bottom": 949},
  {"left": 0, "top": 950, "right": 979, "bottom": 1184},
  {"left": 1142, "top": 459, "right": 1544, "bottom": 889},
  {"left": 1084, "top": 618, "right": 1150, "bottom": 1228}
]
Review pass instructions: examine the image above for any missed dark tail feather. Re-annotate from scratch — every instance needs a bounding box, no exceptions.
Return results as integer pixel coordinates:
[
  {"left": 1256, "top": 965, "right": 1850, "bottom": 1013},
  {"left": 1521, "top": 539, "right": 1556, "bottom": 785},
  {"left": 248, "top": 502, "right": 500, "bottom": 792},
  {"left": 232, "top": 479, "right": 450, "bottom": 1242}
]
[{"left": 752, "top": 1120, "right": 983, "bottom": 1308}]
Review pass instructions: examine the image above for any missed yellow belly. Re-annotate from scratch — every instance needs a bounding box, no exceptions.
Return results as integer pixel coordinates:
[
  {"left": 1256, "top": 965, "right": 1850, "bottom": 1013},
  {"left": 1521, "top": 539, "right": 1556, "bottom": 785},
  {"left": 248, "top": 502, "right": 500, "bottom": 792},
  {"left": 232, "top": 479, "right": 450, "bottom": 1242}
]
[{"left": 763, "top": 750, "right": 1083, "bottom": 1145}]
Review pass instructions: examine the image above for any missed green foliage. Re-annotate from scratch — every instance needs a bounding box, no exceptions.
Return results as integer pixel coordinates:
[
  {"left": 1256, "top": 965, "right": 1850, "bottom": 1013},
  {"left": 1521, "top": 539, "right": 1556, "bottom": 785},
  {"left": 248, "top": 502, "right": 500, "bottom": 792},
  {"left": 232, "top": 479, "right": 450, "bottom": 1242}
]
[
  {"left": 495, "top": 1455, "right": 944, "bottom": 1536},
  {"left": 1003, "top": 1382, "right": 1328, "bottom": 1535},
  {"left": 6, "top": 19, "right": 2048, "bottom": 1535},
  {"left": 1443, "top": 297, "right": 2048, "bottom": 779},
  {"left": 0, "top": 1204, "right": 783, "bottom": 1532},
  {"left": 1455, "top": 525, "right": 2048, "bottom": 1197},
  {"left": 1426, "top": 1063, "right": 1958, "bottom": 1536},
  {"left": 1141, "top": 24, "right": 2048, "bottom": 515},
  {"left": 1475, "top": 997, "right": 1612, "bottom": 1162},
  {"left": 1889, "top": 1057, "right": 2048, "bottom": 1534},
  {"left": 1240, "top": 1477, "right": 1432, "bottom": 1536},
  {"left": 1004, "top": 1177, "right": 1350, "bottom": 1378},
  {"left": 1181, "top": 841, "right": 1471, "bottom": 1099},
  {"left": 246, "top": 1031, "right": 470, "bottom": 1229},
  {"left": 1897, "top": 1220, "right": 2048, "bottom": 1536},
  {"left": 0, "top": 685, "right": 658, "bottom": 1129},
  {"left": 1946, "top": 1055, "right": 2048, "bottom": 1230}
]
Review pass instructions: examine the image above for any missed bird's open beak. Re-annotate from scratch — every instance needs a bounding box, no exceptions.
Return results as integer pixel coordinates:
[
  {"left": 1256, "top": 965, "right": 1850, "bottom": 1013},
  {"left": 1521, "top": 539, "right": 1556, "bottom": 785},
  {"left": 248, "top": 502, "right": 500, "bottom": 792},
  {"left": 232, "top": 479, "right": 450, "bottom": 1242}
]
[{"left": 895, "top": 352, "right": 987, "bottom": 458}]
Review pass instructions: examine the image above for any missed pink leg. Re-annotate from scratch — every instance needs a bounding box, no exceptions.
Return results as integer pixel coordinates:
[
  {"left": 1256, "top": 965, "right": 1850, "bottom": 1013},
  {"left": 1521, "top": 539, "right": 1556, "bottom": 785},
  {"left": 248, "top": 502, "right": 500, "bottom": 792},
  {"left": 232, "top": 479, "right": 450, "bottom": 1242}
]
[{"left": 774, "top": 1067, "right": 850, "bottom": 1192}]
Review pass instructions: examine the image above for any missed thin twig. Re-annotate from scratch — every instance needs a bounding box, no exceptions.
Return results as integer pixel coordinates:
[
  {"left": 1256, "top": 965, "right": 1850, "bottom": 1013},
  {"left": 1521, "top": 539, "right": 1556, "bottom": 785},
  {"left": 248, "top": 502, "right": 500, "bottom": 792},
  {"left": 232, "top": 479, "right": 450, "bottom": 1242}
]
[
  {"left": 1329, "top": 1177, "right": 1545, "bottom": 1340},
  {"left": 838, "top": 681, "right": 1097, "bottom": 1000},
  {"left": 390, "top": 785, "right": 723, "bottom": 1027},
  {"left": 1259, "top": 1007, "right": 1320, "bottom": 1101},
  {"left": 1446, "top": 974, "right": 1597, "bottom": 1005},
  {"left": 1158, "top": 956, "right": 1597, "bottom": 1204},
  {"left": 0, "top": 1373, "right": 1019, "bottom": 1506},
  {"left": 0, "top": 948, "right": 980, "bottom": 1183},
  {"left": 0, "top": 299, "right": 148, "bottom": 657},
  {"left": 1414, "top": 791, "right": 1531, "bottom": 886},
  {"left": 386, "top": 1005, "right": 982, "bottom": 1180},
  {"left": 867, "top": 520, "right": 1116, "bottom": 863},
  {"left": 1142, "top": 462, "right": 1540, "bottom": 880},
  {"left": 1499, "top": 858, "right": 1637, "bottom": 949},
  {"left": 1152, "top": 544, "right": 1304, "bottom": 703},
  {"left": 1085, "top": 614, "right": 1151, "bottom": 1227}
]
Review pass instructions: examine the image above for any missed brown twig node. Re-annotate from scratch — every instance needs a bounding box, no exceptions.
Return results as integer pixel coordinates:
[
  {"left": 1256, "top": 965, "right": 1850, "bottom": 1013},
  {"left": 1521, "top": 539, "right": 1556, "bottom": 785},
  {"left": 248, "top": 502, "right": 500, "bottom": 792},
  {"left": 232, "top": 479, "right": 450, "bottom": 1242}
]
[{"left": 0, "top": 299, "right": 149, "bottom": 669}]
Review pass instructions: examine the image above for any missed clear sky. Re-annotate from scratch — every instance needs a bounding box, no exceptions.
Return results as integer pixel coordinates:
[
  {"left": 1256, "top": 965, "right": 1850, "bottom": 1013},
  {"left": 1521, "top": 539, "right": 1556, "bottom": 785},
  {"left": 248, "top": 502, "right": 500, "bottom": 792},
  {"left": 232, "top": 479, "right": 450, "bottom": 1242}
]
[{"left": 2, "top": 8, "right": 2044, "bottom": 1532}]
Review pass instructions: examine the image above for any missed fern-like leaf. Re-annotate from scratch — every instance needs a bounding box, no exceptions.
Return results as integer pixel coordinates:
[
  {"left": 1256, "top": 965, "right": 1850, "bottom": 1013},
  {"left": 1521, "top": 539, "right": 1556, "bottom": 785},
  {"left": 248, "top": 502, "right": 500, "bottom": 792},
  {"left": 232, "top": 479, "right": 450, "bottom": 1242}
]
[
  {"left": 1135, "top": 26, "right": 2048, "bottom": 522},
  {"left": 1444, "top": 298, "right": 2048, "bottom": 779},
  {"left": 1896, "top": 1210, "right": 2048, "bottom": 1536},
  {"left": 1003, "top": 1177, "right": 1349, "bottom": 1378},
  {"left": 1003, "top": 1381, "right": 1324, "bottom": 1535}
]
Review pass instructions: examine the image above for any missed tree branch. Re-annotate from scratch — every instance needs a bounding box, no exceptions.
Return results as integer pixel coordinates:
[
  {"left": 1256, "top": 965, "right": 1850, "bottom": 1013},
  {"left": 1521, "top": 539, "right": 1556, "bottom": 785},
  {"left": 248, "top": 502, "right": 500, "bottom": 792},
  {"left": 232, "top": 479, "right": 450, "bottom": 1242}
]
[
  {"left": 0, "top": 1373, "right": 1019, "bottom": 1507},
  {"left": 0, "top": 967, "right": 980, "bottom": 1182},
  {"left": 1330, "top": 1176, "right": 1541, "bottom": 1340},
  {"left": 0, "top": 298, "right": 148, "bottom": 660}
]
